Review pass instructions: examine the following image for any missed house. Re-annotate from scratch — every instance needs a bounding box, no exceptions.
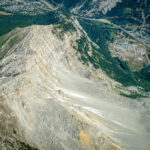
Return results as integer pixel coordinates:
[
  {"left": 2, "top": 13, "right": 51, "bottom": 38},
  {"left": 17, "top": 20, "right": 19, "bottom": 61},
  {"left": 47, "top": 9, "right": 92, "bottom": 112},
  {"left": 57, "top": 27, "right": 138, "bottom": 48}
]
[{"left": 121, "top": 41, "right": 127, "bottom": 44}]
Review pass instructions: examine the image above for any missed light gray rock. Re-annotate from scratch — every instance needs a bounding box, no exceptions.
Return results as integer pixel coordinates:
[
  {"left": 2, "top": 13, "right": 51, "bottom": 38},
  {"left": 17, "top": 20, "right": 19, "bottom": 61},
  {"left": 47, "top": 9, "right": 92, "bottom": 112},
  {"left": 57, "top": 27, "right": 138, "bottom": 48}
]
[{"left": 0, "top": 22, "right": 150, "bottom": 150}]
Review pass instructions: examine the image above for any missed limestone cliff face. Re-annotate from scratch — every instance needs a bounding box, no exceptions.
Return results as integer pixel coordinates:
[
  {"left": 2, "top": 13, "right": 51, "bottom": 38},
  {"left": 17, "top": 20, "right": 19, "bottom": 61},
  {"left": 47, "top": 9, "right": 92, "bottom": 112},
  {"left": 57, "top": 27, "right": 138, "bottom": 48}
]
[
  {"left": 1, "top": 0, "right": 150, "bottom": 150},
  {"left": 70, "top": 0, "right": 122, "bottom": 16},
  {"left": 0, "top": 20, "right": 150, "bottom": 150},
  {"left": 0, "top": 0, "right": 55, "bottom": 15},
  {"left": 0, "top": 24, "right": 123, "bottom": 150}
]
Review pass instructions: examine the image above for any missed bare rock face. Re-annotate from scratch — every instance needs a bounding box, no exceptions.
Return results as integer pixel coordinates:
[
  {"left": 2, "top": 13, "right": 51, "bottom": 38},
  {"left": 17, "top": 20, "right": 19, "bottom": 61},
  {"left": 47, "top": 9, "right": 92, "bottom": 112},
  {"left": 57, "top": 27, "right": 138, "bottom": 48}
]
[
  {"left": 101, "top": 0, "right": 122, "bottom": 14},
  {"left": 0, "top": 21, "right": 150, "bottom": 150},
  {"left": 0, "top": 25, "right": 124, "bottom": 150},
  {"left": 0, "top": 0, "right": 55, "bottom": 15},
  {"left": 71, "top": 0, "right": 122, "bottom": 16},
  {"left": 1, "top": 0, "right": 150, "bottom": 150}
]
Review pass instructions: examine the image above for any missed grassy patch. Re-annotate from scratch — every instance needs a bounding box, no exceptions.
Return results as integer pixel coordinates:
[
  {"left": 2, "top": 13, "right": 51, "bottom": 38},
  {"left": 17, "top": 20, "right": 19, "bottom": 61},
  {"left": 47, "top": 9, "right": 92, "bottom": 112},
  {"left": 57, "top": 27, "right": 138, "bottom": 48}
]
[
  {"left": 120, "top": 91, "right": 147, "bottom": 99},
  {"left": 0, "top": 34, "right": 20, "bottom": 60},
  {"left": 54, "top": 22, "right": 76, "bottom": 33}
]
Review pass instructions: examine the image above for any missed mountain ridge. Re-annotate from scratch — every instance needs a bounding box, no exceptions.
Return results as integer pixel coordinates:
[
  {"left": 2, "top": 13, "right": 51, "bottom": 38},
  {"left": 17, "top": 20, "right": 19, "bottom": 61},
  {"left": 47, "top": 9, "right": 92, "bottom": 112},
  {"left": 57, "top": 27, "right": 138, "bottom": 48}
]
[{"left": 0, "top": 1, "right": 150, "bottom": 150}]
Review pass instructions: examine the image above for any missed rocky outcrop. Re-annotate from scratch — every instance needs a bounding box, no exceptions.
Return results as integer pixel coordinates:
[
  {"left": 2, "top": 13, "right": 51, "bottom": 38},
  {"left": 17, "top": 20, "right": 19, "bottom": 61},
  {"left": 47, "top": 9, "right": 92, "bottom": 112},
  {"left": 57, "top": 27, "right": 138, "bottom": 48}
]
[
  {"left": 71, "top": 0, "right": 122, "bottom": 16},
  {"left": 1, "top": 1, "right": 150, "bottom": 150},
  {"left": 0, "top": 0, "right": 54, "bottom": 15},
  {"left": 0, "top": 25, "right": 124, "bottom": 150},
  {"left": 0, "top": 20, "right": 150, "bottom": 150}
]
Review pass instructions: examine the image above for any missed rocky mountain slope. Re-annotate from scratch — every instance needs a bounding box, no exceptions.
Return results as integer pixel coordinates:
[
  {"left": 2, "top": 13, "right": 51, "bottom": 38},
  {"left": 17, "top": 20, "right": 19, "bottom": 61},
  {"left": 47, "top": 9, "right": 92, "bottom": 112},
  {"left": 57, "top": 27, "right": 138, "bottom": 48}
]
[{"left": 0, "top": 0, "right": 150, "bottom": 150}]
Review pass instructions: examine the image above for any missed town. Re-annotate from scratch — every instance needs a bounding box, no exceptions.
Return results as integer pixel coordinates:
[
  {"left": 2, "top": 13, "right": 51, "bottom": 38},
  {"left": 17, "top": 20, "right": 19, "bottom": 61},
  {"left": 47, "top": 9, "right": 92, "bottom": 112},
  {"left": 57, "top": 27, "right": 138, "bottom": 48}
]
[{"left": 109, "top": 36, "right": 147, "bottom": 71}]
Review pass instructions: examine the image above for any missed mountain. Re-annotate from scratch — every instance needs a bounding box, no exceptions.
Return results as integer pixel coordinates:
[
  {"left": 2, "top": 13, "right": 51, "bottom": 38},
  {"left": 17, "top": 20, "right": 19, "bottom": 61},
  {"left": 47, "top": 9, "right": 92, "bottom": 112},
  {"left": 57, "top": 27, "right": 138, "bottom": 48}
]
[{"left": 0, "top": 0, "right": 150, "bottom": 150}]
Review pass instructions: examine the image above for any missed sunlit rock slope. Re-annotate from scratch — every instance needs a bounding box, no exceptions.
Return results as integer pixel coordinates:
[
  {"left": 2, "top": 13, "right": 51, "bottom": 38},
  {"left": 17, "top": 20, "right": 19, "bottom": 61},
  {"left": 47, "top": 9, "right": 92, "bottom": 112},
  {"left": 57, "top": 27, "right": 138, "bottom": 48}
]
[
  {"left": 0, "top": 0, "right": 150, "bottom": 150},
  {"left": 0, "top": 20, "right": 150, "bottom": 150}
]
